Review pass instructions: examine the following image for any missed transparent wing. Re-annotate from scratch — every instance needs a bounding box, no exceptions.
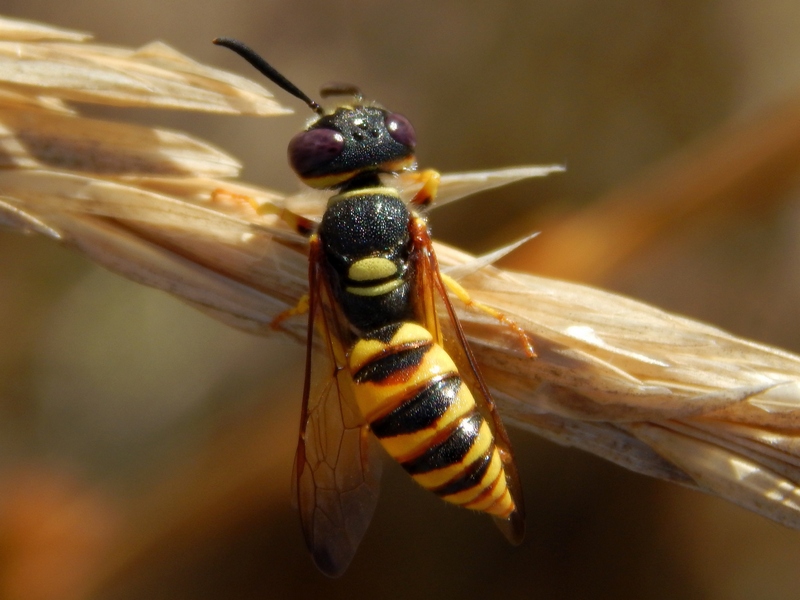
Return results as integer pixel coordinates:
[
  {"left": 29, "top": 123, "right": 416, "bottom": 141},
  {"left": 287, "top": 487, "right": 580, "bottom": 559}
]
[
  {"left": 293, "top": 237, "right": 382, "bottom": 577},
  {"left": 381, "top": 166, "right": 565, "bottom": 209},
  {"left": 408, "top": 215, "right": 526, "bottom": 543}
]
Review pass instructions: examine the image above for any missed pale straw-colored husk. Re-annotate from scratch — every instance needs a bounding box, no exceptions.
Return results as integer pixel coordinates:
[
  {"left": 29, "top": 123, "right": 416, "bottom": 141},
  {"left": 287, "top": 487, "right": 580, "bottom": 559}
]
[{"left": 2, "top": 14, "right": 800, "bottom": 533}]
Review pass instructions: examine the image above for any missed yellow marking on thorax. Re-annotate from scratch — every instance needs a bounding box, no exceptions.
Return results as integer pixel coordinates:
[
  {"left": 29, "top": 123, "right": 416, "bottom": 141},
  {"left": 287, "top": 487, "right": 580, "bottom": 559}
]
[
  {"left": 330, "top": 186, "right": 400, "bottom": 202},
  {"left": 348, "top": 257, "right": 397, "bottom": 281},
  {"left": 346, "top": 279, "right": 403, "bottom": 297}
]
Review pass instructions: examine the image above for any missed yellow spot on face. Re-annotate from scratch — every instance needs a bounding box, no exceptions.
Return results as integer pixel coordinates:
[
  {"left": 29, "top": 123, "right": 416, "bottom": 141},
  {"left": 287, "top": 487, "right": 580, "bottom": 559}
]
[{"left": 349, "top": 257, "right": 398, "bottom": 282}]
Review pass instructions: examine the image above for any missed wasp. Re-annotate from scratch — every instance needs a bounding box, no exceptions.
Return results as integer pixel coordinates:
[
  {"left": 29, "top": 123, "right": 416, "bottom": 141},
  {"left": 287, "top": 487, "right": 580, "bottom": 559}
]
[{"left": 214, "top": 38, "right": 529, "bottom": 576}]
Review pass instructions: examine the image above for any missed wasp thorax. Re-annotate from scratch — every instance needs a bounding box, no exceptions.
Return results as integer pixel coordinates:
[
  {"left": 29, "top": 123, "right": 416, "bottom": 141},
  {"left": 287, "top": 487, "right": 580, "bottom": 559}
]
[
  {"left": 288, "top": 106, "right": 417, "bottom": 188},
  {"left": 319, "top": 193, "right": 410, "bottom": 262}
]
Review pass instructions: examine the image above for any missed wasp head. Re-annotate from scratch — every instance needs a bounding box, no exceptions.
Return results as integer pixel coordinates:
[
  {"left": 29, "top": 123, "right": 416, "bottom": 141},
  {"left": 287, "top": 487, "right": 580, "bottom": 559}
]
[
  {"left": 288, "top": 105, "right": 417, "bottom": 190},
  {"left": 212, "top": 38, "right": 417, "bottom": 190}
]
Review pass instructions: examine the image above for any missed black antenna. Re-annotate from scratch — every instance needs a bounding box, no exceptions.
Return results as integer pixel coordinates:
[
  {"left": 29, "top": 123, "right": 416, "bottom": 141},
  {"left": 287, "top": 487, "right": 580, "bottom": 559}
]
[{"left": 213, "top": 37, "right": 323, "bottom": 115}]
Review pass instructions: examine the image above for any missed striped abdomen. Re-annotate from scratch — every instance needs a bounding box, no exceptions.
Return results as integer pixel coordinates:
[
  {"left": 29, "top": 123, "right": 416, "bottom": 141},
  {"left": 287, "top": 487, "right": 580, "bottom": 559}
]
[{"left": 348, "top": 322, "right": 515, "bottom": 517}]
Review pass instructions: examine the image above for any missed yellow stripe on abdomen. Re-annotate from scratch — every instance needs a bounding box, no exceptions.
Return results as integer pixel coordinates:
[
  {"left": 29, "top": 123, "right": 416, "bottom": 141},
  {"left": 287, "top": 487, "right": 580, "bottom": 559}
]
[
  {"left": 349, "top": 321, "right": 516, "bottom": 518},
  {"left": 351, "top": 343, "right": 458, "bottom": 422}
]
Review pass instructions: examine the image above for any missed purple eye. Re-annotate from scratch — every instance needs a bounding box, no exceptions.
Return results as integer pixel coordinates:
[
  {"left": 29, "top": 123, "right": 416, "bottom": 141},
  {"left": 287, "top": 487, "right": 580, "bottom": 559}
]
[
  {"left": 288, "top": 128, "right": 345, "bottom": 176},
  {"left": 385, "top": 113, "right": 416, "bottom": 149}
]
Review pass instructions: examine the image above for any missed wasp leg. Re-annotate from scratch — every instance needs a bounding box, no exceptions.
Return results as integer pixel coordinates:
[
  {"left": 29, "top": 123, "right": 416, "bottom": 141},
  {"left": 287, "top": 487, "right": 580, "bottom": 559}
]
[
  {"left": 211, "top": 188, "right": 316, "bottom": 237},
  {"left": 211, "top": 189, "right": 315, "bottom": 331},
  {"left": 271, "top": 293, "right": 310, "bottom": 331},
  {"left": 210, "top": 188, "right": 261, "bottom": 215},
  {"left": 408, "top": 169, "right": 441, "bottom": 207},
  {"left": 440, "top": 272, "right": 536, "bottom": 358}
]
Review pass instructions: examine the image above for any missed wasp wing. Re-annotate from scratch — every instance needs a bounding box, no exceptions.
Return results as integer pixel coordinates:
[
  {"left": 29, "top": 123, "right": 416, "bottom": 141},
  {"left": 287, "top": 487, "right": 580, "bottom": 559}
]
[
  {"left": 408, "top": 215, "right": 526, "bottom": 544},
  {"left": 293, "top": 237, "right": 382, "bottom": 577}
]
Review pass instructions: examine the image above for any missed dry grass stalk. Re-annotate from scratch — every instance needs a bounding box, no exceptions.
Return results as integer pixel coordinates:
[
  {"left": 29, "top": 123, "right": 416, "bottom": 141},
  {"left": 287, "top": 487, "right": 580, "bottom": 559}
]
[{"left": 2, "top": 14, "right": 800, "bottom": 537}]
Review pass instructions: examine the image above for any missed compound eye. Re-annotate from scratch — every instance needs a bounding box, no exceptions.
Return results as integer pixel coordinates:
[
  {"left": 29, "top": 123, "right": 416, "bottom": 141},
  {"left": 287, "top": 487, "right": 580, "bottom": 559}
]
[
  {"left": 288, "top": 128, "right": 345, "bottom": 176},
  {"left": 385, "top": 113, "right": 416, "bottom": 149}
]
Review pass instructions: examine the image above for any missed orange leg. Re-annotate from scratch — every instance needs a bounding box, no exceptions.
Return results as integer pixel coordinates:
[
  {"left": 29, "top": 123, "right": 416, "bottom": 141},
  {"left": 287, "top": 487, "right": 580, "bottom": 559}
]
[
  {"left": 210, "top": 188, "right": 261, "bottom": 215},
  {"left": 270, "top": 293, "right": 310, "bottom": 331},
  {"left": 408, "top": 169, "right": 441, "bottom": 207},
  {"left": 211, "top": 189, "right": 316, "bottom": 330},
  {"left": 441, "top": 273, "right": 536, "bottom": 358},
  {"left": 211, "top": 188, "right": 316, "bottom": 237}
]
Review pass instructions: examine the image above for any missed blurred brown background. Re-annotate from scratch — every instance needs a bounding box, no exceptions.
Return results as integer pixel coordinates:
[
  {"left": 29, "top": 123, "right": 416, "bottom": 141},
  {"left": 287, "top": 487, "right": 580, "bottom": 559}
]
[{"left": 2, "top": 1, "right": 800, "bottom": 598}]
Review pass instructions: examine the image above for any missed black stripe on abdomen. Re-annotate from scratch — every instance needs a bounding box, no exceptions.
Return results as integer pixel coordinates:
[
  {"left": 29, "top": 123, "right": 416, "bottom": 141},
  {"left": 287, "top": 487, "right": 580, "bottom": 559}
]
[
  {"left": 370, "top": 375, "right": 461, "bottom": 438},
  {"left": 431, "top": 451, "right": 494, "bottom": 497},
  {"left": 401, "top": 412, "right": 483, "bottom": 475},
  {"left": 353, "top": 344, "right": 430, "bottom": 384}
]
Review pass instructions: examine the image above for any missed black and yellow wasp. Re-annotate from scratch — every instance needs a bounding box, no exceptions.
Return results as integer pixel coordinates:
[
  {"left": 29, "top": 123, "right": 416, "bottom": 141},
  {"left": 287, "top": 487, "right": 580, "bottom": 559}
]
[{"left": 215, "top": 38, "right": 528, "bottom": 577}]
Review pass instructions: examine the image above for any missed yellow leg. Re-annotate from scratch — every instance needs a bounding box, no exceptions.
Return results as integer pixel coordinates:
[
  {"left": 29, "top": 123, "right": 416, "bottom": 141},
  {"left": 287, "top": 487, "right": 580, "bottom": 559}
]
[
  {"left": 211, "top": 188, "right": 261, "bottom": 214},
  {"left": 270, "top": 294, "right": 310, "bottom": 330},
  {"left": 409, "top": 169, "right": 441, "bottom": 207},
  {"left": 441, "top": 273, "right": 536, "bottom": 358},
  {"left": 211, "top": 188, "right": 316, "bottom": 237}
]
